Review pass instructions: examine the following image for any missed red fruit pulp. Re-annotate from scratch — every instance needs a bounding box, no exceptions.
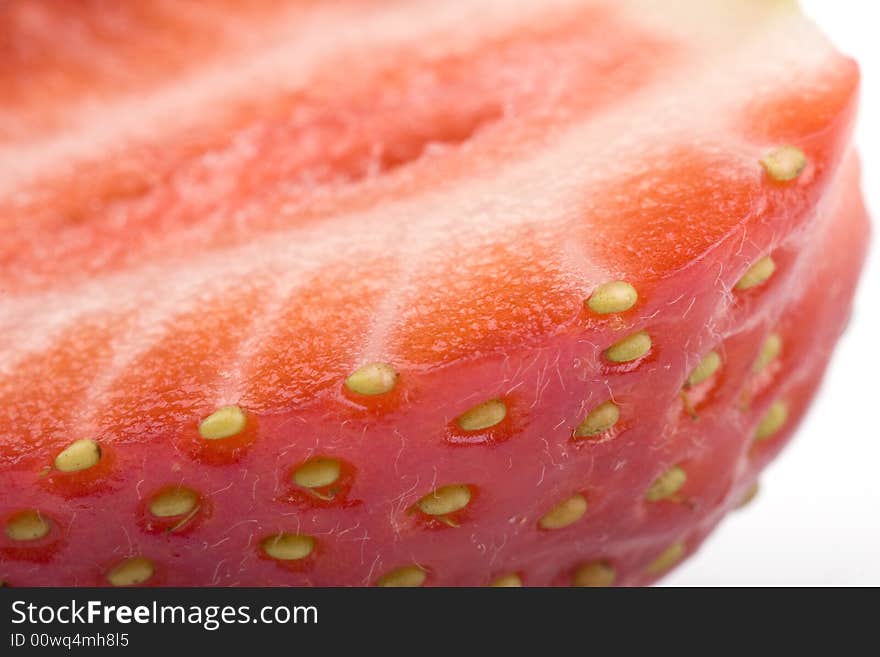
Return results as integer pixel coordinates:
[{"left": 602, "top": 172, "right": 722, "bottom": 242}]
[{"left": 0, "top": 0, "right": 870, "bottom": 586}]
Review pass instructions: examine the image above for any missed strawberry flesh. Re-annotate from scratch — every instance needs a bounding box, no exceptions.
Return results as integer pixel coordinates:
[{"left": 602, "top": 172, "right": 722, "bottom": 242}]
[{"left": 0, "top": 0, "right": 870, "bottom": 586}]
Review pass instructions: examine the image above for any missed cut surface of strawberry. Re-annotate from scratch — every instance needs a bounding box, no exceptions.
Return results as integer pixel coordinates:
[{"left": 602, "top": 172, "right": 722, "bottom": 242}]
[{"left": 0, "top": 0, "right": 870, "bottom": 586}]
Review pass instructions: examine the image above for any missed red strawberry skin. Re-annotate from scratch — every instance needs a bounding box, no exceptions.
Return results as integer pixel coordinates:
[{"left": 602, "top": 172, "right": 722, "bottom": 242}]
[{"left": 0, "top": 1, "right": 871, "bottom": 586}]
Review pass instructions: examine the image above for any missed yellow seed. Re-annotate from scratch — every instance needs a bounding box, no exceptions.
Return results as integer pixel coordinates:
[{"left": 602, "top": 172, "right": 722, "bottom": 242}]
[
  {"left": 149, "top": 488, "right": 199, "bottom": 518},
  {"left": 755, "top": 400, "right": 788, "bottom": 440},
  {"left": 489, "top": 573, "right": 522, "bottom": 587},
  {"left": 735, "top": 256, "right": 776, "bottom": 291},
  {"left": 761, "top": 145, "right": 807, "bottom": 182},
  {"left": 293, "top": 457, "right": 342, "bottom": 489},
  {"left": 456, "top": 399, "right": 507, "bottom": 431},
  {"left": 605, "top": 330, "right": 651, "bottom": 363},
  {"left": 54, "top": 438, "right": 101, "bottom": 473},
  {"left": 107, "top": 557, "right": 154, "bottom": 586},
  {"left": 574, "top": 401, "right": 620, "bottom": 438},
  {"left": 645, "top": 466, "right": 687, "bottom": 502},
  {"left": 417, "top": 484, "right": 471, "bottom": 516},
  {"left": 198, "top": 405, "right": 247, "bottom": 440},
  {"left": 573, "top": 561, "right": 616, "bottom": 587},
  {"left": 587, "top": 281, "right": 638, "bottom": 314},
  {"left": 5, "top": 510, "right": 50, "bottom": 541},
  {"left": 261, "top": 533, "right": 315, "bottom": 561},
  {"left": 646, "top": 542, "right": 685, "bottom": 575},
  {"left": 767, "top": 0, "right": 800, "bottom": 15},
  {"left": 753, "top": 333, "right": 782, "bottom": 372},
  {"left": 344, "top": 362, "right": 398, "bottom": 396},
  {"left": 538, "top": 494, "right": 587, "bottom": 530},
  {"left": 377, "top": 565, "right": 427, "bottom": 587},
  {"left": 737, "top": 482, "right": 760, "bottom": 509},
  {"left": 686, "top": 351, "right": 721, "bottom": 387}
]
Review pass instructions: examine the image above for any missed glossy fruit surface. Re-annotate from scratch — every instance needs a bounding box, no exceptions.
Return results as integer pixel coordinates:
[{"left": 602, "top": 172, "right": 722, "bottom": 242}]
[{"left": 0, "top": 0, "right": 869, "bottom": 586}]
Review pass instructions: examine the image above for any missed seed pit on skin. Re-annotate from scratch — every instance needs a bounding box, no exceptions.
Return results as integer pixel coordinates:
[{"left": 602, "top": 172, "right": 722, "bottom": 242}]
[
  {"left": 417, "top": 484, "right": 472, "bottom": 517},
  {"left": 149, "top": 487, "right": 199, "bottom": 518},
  {"left": 54, "top": 438, "right": 101, "bottom": 473},
  {"left": 604, "top": 330, "right": 651, "bottom": 363},
  {"left": 645, "top": 466, "right": 687, "bottom": 502},
  {"left": 737, "top": 482, "right": 760, "bottom": 509},
  {"left": 455, "top": 399, "right": 507, "bottom": 432},
  {"left": 377, "top": 565, "right": 427, "bottom": 587},
  {"left": 344, "top": 362, "right": 398, "bottom": 396},
  {"left": 107, "top": 557, "right": 154, "bottom": 586},
  {"left": 538, "top": 494, "right": 587, "bottom": 530},
  {"left": 587, "top": 281, "right": 638, "bottom": 314},
  {"left": 686, "top": 351, "right": 721, "bottom": 387},
  {"left": 198, "top": 405, "right": 247, "bottom": 440},
  {"left": 572, "top": 561, "right": 616, "bottom": 587},
  {"left": 753, "top": 333, "right": 782, "bottom": 373},
  {"left": 4, "top": 510, "right": 50, "bottom": 542},
  {"left": 761, "top": 145, "right": 807, "bottom": 182},
  {"left": 294, "top": 457, "right": 342, "bottom": 490},
  {"left": 754, "top": 400, "right": 788, "bottom": 440},
  {"left": 261, "top": 533, "right": 315, "bottom": 561},
  {"left": 646, "top": 542, "right": 685, "bottom": 575},
  {"left": 574, "top": 400, "right": 619, "bottom": 439},
  {"left": 735, "top": 256, "right": 776, "bottom": 291},
  {"left": 489, "top": 573, "right": 522, "bottom": 587}
]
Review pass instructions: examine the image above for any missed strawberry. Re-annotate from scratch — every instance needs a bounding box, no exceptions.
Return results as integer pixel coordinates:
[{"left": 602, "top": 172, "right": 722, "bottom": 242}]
[{"left": 0, "top": 0, "right": 870, "bottom": 586}]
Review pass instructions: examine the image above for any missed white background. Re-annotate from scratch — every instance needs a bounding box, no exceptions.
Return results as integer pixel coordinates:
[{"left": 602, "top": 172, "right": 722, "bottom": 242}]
[{"left": 666, "top": 2, "right": 879, "bottom": 586}]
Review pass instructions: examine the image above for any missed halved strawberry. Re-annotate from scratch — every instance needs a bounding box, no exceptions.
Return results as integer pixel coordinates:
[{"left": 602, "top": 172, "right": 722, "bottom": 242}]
[{"left": 0, "top": 0, "right": 870, "bottom": 586}]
